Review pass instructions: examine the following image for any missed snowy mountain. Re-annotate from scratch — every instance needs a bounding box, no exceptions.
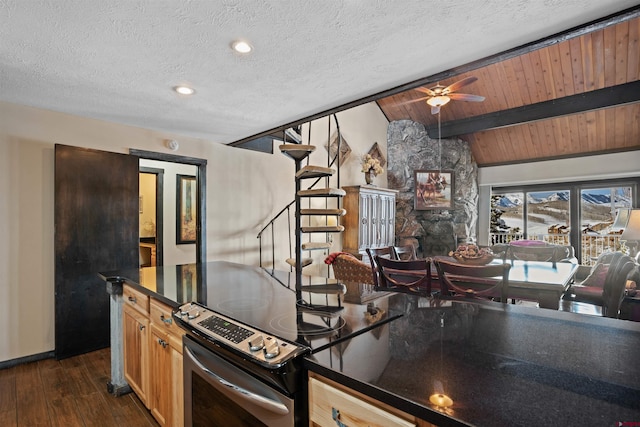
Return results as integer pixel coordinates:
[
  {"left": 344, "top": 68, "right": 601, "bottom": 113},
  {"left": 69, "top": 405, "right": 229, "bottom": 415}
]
[
  {"left": 495, "top": 191, "right": 631, "bottom": 207},
  {"left": 545, "top": 192, "right": 570, "bottom": 202},
  {"left": 496, "top": 195, "right": 522, "bottom": 208},
  {"left": 581, "top": 193, "right": 611, "bottom": 204}
]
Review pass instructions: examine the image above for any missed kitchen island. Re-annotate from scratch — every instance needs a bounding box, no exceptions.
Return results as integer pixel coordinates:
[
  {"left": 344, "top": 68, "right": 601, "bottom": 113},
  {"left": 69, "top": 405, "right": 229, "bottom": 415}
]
[
  {"left": 102, "top": 262, "right": 640, "bottom": 426},
  {"left": 306, "top": 292, "right": 640, "bottom": 426}
]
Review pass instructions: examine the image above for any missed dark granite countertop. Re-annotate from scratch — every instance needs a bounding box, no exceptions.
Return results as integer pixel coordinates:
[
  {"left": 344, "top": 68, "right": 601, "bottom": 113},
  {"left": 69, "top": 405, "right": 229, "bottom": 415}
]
[
  {"left": 101, "top": 262, "right": 640, "bottom": 426},
  {"left": 305, "top": 292, "right": 640, "bottom": 427}
]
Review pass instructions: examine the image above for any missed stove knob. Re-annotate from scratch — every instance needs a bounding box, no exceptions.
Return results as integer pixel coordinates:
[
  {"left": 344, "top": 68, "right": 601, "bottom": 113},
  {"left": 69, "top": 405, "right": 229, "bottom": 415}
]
[
  {"left": 263, "top": 338, "right": 280, "bottom": 359},
  {"left": 180, "top": 303, "right": 193, "bottom": 316},
  {"left": 248, "top": 335, "right": 265, "bottom": 352},
  {"left": 187, "top": 310, "right": 200, "bottom": 320}
]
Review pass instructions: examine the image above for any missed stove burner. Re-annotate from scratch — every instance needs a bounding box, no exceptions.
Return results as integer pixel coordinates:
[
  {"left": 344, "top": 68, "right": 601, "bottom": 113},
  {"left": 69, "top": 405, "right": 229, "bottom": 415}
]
[{"left": 268, "top": 312, "right": 347, "bottom": 341}]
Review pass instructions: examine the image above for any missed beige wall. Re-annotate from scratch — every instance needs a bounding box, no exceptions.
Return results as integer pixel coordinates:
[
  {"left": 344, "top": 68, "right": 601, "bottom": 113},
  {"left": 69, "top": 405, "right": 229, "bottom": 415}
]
[{"left": 0, "top": 100, "right": 388, "bottom": 363}]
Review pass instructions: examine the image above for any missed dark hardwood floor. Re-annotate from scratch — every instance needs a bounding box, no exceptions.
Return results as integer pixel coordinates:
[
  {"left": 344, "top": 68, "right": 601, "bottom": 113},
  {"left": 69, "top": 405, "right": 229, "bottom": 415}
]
[{"left": 0, "top": 347, "right": 159, "bottom": 427}]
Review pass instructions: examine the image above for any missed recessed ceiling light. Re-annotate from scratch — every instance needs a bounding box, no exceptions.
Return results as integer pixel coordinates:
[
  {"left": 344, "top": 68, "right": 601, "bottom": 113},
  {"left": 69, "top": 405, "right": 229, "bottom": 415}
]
[
  {"left": 173, "top": 85, "right": 195, "bottom": 96},
  {"left": 231, "top": 40, "right": 253, "bottom": 54}
]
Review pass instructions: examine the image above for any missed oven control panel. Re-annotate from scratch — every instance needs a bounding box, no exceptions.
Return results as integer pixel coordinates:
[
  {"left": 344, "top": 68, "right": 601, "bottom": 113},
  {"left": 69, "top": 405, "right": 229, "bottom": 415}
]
[{"left": 174, "top": 302, "right": 304, "bottom": 366}]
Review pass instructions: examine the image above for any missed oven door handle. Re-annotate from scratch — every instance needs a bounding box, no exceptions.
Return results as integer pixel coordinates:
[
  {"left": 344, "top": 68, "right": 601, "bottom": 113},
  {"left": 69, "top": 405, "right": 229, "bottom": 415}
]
[{"left": 185, "top": 346, "right": 290, "bottom": 416}]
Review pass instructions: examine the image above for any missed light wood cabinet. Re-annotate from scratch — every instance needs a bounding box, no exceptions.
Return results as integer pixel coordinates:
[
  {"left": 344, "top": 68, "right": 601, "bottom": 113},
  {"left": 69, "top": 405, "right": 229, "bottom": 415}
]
[
  {"left": 149, "top": 299, "right": 185, "bottom": 427},
  {"left": 342, "top": 185, "right": 397, "bottom": 258},
  {"left": 123, "top": 303, "right": 149, "bottom": 406},
  {"left": 122, "top": 285, "right": 184, "bottom": 427},
  {"left": 123, "top": 285, "right": 150, "bottom": 406},
  {"left": 308, "top": 373, "right": 417, "bottom": 427}
]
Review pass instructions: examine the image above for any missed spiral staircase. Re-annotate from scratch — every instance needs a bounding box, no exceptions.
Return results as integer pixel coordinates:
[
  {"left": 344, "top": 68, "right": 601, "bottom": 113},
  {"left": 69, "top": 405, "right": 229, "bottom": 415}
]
[{"left": 257, "top": 117, "right": 347, "bottom": 288}]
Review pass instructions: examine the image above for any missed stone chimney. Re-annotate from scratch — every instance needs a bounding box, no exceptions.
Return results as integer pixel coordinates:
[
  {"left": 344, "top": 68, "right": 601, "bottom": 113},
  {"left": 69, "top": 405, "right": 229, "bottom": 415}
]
[{"left": 387, "top": 120, "right": 478, "bottom": 257}]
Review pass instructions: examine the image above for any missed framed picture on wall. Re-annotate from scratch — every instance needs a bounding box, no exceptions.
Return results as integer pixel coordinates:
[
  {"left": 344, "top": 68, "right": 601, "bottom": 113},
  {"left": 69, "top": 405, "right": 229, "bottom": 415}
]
[
  {"left": 414, "top": 170, "right": 454, "bottom": 210},
  {"left": 176, "top": 174, "right": 197, "bottom": 244}
]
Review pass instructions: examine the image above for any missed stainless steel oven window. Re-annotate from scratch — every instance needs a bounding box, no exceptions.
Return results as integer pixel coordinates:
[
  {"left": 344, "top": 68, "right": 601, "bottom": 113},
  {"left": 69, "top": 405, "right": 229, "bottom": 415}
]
[{"left": 183, "top": 336, "right": 295, "bottom": 427}]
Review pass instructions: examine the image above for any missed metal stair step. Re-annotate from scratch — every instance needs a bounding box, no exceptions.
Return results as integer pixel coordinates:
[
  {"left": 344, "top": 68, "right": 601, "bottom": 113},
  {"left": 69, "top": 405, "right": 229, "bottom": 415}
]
[
  {"left": 300, "top": 283, "right": 346, "bottom": 295},
  {"left": 286, "top": 257, "right": 313, "bottom": 268},
  {"left": 279, "top": 144, "right": 315, "bottom": 161},
  {"left": 296, "top": 165, "right": 334, "bottom": 179},
  {"left": 300, "top": 208, "right": 346, "bottom": 216},
  {"left": 301, "top": 225, "right": 345, "bottom": 233},
  {"left": 302, "top": 242, "right": 332, "bottom": 251},
  {"left": 298, "top": 188, "right": 346, "bottom": 198}
]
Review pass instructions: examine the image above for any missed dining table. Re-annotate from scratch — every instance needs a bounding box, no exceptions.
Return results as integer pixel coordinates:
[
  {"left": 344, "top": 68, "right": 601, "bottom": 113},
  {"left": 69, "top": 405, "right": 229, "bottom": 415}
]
[
  {"left": 487, "top": 258, "right": 578, "bottom": 309},
  {"left": 380, "top": 257, "right": 579, "bottom": 310}
]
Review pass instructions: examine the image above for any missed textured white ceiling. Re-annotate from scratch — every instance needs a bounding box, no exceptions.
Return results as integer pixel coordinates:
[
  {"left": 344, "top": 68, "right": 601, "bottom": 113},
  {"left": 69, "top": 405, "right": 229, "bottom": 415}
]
[{"left": 0, "top": 1, "right": 637, "bottom": 144}]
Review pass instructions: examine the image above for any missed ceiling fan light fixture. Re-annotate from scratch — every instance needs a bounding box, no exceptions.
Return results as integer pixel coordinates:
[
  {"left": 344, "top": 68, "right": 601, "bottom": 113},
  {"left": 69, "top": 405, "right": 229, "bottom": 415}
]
[{"left": 427, "top": 95, "right": 451, "bottom": 108}]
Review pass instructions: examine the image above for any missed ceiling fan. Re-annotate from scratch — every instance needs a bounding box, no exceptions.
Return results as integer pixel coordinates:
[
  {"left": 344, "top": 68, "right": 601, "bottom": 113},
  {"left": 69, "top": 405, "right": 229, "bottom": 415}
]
[{"left": 408, "top": 76, "right": 485, "bottom": 115}]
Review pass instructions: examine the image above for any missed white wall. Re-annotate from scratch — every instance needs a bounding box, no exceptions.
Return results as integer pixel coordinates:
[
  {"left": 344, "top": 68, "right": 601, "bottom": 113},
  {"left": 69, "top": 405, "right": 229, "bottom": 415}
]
[
  {"left": 478, "top": 152, "right": 640, "bottom": 187},
  {"left": 476, "top": 152, "right": 640, "bottom": 245},
  {"left": 0, "top": 100, "right": 388, "bottom": 363}
]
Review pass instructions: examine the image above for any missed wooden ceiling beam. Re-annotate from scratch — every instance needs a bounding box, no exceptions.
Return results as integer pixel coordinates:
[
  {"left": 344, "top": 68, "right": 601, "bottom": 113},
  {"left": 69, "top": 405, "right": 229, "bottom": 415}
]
[{"left": 429, "top": 80, "right": 640, "bottom": 138}]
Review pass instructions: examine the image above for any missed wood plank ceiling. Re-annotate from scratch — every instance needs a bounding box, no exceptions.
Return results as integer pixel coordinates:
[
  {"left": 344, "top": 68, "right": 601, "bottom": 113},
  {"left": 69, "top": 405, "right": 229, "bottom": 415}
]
[{"left": 376, "top": 13, "right": 640, "bottom": 167}]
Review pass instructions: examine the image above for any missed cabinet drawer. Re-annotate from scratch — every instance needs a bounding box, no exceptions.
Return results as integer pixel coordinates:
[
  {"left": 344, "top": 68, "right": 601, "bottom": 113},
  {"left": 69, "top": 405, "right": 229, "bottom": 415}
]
[
  {"left": 150, "top": 299, "right": 180, "bottom": 334},
  {"left": 309, "top": 377, "right": 415, "bottom": 427},
  {"left": 123, "top": 285, "right": 149, "bottom": 315}
]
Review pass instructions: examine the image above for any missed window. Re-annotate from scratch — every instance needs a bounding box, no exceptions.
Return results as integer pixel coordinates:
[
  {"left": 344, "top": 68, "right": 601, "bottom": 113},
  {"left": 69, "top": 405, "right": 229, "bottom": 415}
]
[
  {"left": 491, "top": 179, "right": 638, "bottom": 265},
  {"left": 580, "top": 186, "right": 632, "bottom": 262}
]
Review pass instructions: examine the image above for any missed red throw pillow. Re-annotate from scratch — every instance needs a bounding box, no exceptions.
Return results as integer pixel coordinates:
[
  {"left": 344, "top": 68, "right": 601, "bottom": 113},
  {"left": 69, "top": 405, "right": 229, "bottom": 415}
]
[{"left": 581, "top": 263, "right": 609, "bottom": 288}]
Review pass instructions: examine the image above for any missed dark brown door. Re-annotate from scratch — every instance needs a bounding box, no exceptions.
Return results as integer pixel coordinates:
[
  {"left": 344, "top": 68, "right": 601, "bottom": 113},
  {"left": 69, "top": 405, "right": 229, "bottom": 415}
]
[{"left": 55, "top": 144, "right": 139, "bottom": 359}]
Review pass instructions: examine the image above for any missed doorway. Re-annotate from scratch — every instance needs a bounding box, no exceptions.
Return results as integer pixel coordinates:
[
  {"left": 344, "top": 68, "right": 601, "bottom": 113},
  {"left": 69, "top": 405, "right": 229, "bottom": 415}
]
[
  {"left": 132, "top": 149, "right": 207, "bottom": 265},
  {"left": 139, "top": 167, "right": 164, "bottom": 266}
]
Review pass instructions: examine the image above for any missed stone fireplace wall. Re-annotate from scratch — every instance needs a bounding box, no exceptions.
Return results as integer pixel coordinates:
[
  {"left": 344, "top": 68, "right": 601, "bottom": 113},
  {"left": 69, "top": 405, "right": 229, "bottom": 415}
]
[{"left": 387, "top": 120, "right": 478, "bottom": 257}]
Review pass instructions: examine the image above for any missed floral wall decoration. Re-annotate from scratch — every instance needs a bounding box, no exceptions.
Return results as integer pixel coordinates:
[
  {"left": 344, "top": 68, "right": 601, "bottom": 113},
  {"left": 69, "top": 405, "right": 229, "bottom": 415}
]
[{"left": 367, "top": 142, "right": 386, "bottom": 168}]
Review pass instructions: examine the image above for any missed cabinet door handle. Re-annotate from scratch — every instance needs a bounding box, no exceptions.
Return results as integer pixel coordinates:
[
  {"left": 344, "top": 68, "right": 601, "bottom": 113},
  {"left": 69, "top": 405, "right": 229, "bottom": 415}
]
[
  {"left": 160, "top": 314, "right": 173, "bottom": 325},
  {"left": 158, "top": 338, "right": 167, "bottom": 348},
  {"left": 138, "top": 324, "right": 145, "bottom": 331},
  {"left": 332, "top": 407, "right": 348, "bottom": 427},
  {"left": 128, "top": 296, "right": 137, "bottom": 304}
]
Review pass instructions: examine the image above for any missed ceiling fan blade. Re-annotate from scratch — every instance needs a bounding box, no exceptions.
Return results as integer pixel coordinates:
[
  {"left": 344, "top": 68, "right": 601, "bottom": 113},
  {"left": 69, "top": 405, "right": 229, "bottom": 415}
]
[
  {"left": 442, "top": 76, "right": 478, "bottom": 95},
  {"left": 431, "top": 105, "right": 441, "bottom": 115},
  {"left": 448, "top": 93, "right": 485, "bottom": 102},
  {"left": 394, "top": 96, "right": 430, "bottom": 106},
  {"left": 415, "top": 86, "right": 436, "bottom": 97}
]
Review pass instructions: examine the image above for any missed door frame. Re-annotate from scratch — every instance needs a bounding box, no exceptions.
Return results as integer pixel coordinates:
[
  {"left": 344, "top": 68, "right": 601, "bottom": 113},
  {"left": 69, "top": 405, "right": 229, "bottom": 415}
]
[
  {"left": 131, "top": 149, "right": 207, "bottom": 264},
  {"left": 140, "top": 166, "right": 164, "bottom": 266}
]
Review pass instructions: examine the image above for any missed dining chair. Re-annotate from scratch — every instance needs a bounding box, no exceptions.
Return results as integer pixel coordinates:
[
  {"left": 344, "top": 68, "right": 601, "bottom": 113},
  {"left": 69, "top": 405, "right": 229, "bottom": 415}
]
[
  {"left": 365, "top": 247, "right": 396, "bottom": 286},
  {"left": 392, "top": 244, "right": 418, "bottom": 261},
  {"left": 433, "top": 257, "right": 511, "bottom": 303},
  {"left": 374, "top": 255, "right": 432, "bottom": 296}
]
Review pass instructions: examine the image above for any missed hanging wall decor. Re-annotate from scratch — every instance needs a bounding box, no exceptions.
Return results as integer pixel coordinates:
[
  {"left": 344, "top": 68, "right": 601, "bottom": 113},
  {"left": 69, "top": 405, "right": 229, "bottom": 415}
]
[
  {"left": 414, "top": 170, "right": 454, "bottom": 210},
  {"left": 324, "top": 131, "right": 352, "bottom": 166},
  {"left": 367, "top": 142, "right": 386, "bottom": 168}
]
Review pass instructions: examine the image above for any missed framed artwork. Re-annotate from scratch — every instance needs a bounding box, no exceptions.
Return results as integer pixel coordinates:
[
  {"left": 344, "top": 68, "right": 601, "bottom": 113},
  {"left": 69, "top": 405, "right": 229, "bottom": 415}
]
[
  {"left": 367, "top": 142, "right": 386, "bottom": 168},
  {"left": 324, "top": 132, "right": 352, "bottom": 166},
  {"left": 414, "top": 170, "right": 454, "bottom": 210},
  {"left": 176, "top": 174, "right": 197, "bottom": 244}
]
